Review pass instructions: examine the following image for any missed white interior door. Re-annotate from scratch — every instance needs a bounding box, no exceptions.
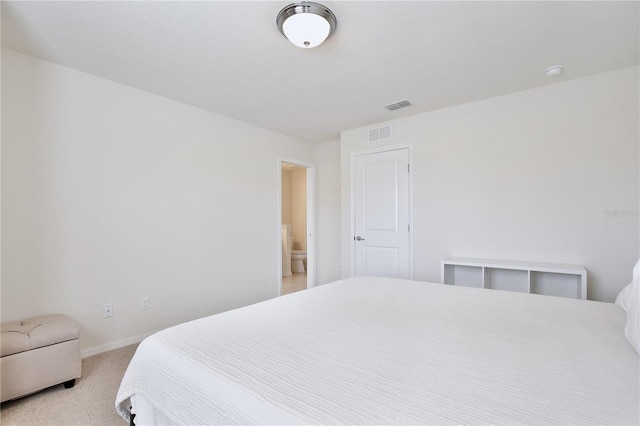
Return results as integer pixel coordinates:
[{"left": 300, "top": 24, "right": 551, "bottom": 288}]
[{"left": 353, "top": 147, "right": 411, "bottom": 278}]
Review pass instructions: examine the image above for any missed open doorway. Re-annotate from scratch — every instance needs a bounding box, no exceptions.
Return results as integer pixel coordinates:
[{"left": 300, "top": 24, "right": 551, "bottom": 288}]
[{"left": 278, "top": 158, "right": 315, "bottom": 296}]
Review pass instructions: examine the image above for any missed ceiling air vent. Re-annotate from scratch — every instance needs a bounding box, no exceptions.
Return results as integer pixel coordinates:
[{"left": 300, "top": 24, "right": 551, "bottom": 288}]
[
  {"left": 385, "top": 99, "right": 412, "bottom": 111},
  {"left": 368, "top": 125, "right": 392, "bottom": 143}
]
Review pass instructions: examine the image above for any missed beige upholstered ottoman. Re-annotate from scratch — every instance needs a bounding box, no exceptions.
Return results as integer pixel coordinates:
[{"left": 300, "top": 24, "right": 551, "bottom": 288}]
[{"left": 1, "top": 314, "right": 81, "bottom": 402}]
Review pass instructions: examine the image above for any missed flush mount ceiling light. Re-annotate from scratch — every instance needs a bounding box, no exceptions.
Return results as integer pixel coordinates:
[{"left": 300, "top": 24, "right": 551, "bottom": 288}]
[{"left": 277, "top": 2, "right": 337, "bottom": 48}]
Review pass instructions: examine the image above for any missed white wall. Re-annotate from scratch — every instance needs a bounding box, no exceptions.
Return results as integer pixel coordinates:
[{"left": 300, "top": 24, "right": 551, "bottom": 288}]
[
  {"left": 341, "top": 66, "right": 639, "bottom": 302},
  {"left": 1, "top": 48, "right": 316, "bottom": 354},
  {"left": 281, "top": 169, "right": 292, "bottom": 225},
  {"left": 315, "top": 140, "right": 342, "bottom": 285},
  {"left": 281, "top": 167, "right": 307, "bottom": 252},
  {"left": 291, "top": 168, "right": 307, "bottom": 252}
]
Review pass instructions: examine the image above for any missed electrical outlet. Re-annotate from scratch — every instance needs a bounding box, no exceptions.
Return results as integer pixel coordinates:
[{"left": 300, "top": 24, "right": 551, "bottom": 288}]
[
  {"left": 140, "top": 296, "right": 150, "bottom": 310},
  {"left": 103, "top": 303, "right": 113, "bottom": 318}
]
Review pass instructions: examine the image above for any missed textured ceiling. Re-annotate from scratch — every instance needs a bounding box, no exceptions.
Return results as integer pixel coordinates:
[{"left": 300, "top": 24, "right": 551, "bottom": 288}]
[{"left": 2, "top": 1, "right": 638, "bottom": 143}]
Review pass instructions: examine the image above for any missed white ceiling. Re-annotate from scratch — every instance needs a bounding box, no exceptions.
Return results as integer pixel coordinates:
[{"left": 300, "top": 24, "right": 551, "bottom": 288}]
[{"left": 2, "top": 1, "right": 638, "bottom": 144}]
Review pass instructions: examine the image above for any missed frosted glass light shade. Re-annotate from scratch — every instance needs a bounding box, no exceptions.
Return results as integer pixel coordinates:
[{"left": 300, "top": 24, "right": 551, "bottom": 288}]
[
  {"left": 282, "top": 13, "right": 331, "bottom": 48},
  {"left": 277, "top": 2, "right": 337, "bottom": 49}
]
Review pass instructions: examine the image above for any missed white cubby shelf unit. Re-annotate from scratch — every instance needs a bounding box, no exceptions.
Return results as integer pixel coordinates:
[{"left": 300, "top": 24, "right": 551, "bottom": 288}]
[{"left": 441, "top": 257, "right": 587, "bottom": 300}]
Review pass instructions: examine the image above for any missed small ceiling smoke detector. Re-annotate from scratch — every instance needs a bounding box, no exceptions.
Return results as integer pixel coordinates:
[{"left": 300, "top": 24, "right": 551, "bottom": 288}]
[
  {"left": 385, "top": 100, "right": 412, "bottom": 111},
  {"left": 544, "top": 65, "right": 564, "bottom": 77}
]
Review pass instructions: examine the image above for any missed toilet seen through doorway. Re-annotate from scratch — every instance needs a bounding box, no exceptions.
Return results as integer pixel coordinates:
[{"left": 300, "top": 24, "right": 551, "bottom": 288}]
[
  {"left": 282, "top": 224, "right": 306, "bottom": 276},
  {"left": 291, "top": 250, "right": 307, "bottom": 273}
]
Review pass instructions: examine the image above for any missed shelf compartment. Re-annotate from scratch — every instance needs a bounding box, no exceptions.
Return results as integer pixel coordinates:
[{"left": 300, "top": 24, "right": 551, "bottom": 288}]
[
  {"left": 530, "top": 271, "right": 582, "bottom": 299},
  {"left": 443, "top": 264, "right": 483, "bottom": 288},
  {"left": 485, "top": 268, "right": 529, "bottom": 293}
]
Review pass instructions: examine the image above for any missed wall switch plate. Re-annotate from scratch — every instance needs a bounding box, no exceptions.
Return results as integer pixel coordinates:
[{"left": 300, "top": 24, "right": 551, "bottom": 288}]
[
  {"left": 103, "top": 303, "right": 113, "bottom": 318},
  {"left": 140, "top": 296, "right": 150, "bottom": 310}
]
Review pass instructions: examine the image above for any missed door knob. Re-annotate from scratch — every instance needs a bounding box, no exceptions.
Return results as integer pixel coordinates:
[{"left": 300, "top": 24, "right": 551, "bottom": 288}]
[{"left": 355, "top": 236, "right": 365, "bottom": 241}]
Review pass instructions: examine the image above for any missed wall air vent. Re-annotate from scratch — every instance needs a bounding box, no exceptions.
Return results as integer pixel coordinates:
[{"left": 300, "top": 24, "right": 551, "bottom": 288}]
[
  {"left": 368, "top": 125, "right": 392, "bottom": 143},
  {"left": 385, "top": 99, "right": 412, "bottom": 111}
]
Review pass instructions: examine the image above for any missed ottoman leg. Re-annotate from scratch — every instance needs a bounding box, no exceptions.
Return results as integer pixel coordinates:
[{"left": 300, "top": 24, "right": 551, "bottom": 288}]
[{"left": 63, "top": 379, "right": 76, "bottom": 389}]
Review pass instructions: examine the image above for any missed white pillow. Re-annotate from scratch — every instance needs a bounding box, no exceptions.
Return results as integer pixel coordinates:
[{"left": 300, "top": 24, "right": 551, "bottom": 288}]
[
  {"left": 615, "top": 258, "right": 640, "bottom": 312},
  {"left": 615, "top": 282, "right": 633, "bottom": 311},
  {"left": 623, "top": 274, "right": 639, "bottom": 355}
]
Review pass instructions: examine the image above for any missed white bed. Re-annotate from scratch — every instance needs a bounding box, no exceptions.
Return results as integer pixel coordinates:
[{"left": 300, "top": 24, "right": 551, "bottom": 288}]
[{"left": 116, "top": 276, "right": 639, "bottom": 425}]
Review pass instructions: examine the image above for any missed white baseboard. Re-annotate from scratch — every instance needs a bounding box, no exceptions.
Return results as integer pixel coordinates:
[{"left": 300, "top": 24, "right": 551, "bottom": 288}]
[{"left": 81, "top": 332, "right": 154, "bottom": 358}]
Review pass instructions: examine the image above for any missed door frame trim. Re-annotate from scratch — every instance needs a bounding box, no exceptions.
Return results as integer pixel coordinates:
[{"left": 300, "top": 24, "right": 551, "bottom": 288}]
[
  {"left": 277, "top": 156, "right": 316, "bottom": 296},
  {"left": 349, "top": 143, "right": 414, "bottom": 279}
]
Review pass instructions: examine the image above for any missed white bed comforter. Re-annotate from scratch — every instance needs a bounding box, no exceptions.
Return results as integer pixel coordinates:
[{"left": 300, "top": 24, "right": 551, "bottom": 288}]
[{"left": 116, "top": 277, "right": 639, "bottom": 425}]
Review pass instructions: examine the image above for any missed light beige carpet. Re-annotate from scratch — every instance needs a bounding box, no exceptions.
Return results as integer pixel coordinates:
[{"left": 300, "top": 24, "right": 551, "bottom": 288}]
[{"left": 1, "top": 344, "right": 138, "bottom": 426}]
